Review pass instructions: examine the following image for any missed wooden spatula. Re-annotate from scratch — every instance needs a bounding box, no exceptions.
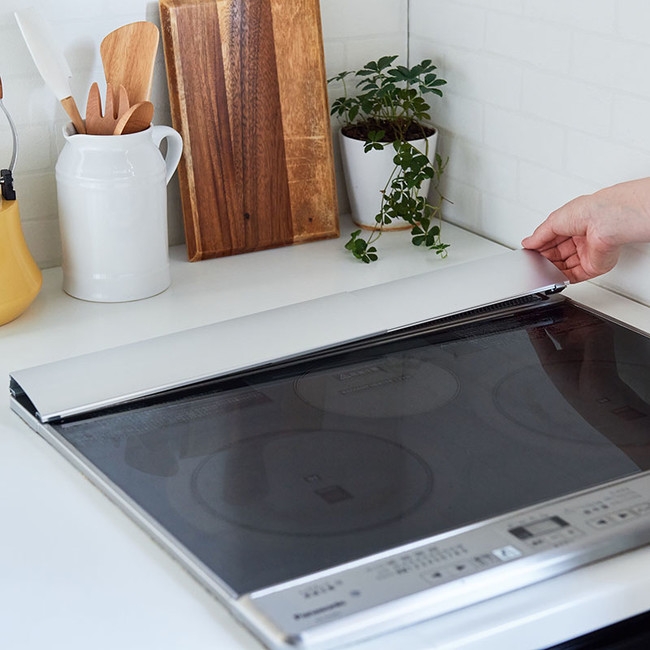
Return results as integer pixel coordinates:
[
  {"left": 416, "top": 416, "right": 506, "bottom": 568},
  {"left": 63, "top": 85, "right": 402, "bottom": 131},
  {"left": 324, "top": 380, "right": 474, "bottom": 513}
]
[
  {"left": 100, "top": 22, "right": 159, "bottom": 105},
  {"left": 85, "top": 82, "right": 129, "bottom": 135},
  {"left": 113, "top": 100, "right": 154, "bottom": 135}
]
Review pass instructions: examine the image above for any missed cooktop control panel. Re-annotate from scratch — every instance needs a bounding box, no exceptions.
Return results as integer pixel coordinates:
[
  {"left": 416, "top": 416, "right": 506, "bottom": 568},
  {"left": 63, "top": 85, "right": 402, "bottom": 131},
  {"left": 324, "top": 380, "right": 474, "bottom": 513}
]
[{"left": 247, "top": 474, "right": 650, "bottom": 648}]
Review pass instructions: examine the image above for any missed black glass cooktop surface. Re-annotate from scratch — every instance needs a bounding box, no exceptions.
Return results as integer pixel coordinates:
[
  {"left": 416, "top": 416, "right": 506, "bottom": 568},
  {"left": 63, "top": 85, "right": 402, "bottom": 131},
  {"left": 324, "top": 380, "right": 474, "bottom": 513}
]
[{"left": 52, "top": 297, "right": 650, "bottom": 596}]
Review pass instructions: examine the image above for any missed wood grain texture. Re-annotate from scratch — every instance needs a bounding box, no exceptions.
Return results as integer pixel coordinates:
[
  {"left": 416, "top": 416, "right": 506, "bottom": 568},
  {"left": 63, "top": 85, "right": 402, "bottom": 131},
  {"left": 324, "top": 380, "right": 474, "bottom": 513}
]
[
  {"left": 100, "top": 22, "right": 160, "bottom": 105},
  {"left": 159, "top": 0, "right": 339, "bottom": 261}
]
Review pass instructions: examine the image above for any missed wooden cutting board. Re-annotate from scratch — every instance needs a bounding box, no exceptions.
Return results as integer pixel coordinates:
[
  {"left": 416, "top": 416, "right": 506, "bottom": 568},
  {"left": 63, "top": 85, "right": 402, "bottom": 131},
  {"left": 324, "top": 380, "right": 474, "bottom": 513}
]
[{"left": 159, "top": 0, "right": 339, "bottom": 261}]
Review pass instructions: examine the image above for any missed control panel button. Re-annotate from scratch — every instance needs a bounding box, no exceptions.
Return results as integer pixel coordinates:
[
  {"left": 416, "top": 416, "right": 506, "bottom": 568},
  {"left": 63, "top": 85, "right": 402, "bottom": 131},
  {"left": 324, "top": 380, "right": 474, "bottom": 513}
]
[
  {"left": 492, "top": 545, "right": 522, "bottom": 561},
  {"left": 587, "top": 516, "right": 613, "bottom": 529}
]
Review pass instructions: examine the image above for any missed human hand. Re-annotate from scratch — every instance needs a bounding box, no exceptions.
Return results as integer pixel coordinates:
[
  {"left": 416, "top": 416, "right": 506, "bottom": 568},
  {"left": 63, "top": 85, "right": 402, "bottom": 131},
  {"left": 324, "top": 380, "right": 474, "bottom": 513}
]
[{"left": 522, "top": 178, "right": 650, "bottom": 282}]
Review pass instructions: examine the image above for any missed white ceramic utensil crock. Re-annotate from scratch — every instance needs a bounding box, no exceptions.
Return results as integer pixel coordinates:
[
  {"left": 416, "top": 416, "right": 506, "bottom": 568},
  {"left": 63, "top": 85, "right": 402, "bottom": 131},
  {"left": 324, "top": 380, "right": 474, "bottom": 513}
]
[{"left": 55, "top": 123, "right": 182, "bottom": 302}]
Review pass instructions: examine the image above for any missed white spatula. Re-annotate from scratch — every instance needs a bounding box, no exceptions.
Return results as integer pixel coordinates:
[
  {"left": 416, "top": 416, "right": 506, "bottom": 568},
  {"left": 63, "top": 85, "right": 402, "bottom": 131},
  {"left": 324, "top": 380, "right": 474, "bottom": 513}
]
[{"left": 15, "top": 8, "right": 86, "bottom": 134}]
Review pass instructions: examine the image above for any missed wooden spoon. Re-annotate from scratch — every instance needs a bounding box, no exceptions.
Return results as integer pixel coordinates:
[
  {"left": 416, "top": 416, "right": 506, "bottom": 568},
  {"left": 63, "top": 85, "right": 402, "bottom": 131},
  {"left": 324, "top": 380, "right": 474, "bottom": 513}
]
[
  {"left": 85, "top": 82, "right": 129, "bottom": 135},
  {"left": 112, "top": 100, "right": 154, "bottom": 135},
  {"left": 100, "top": 22, "right": 159, "bottom": 105}
]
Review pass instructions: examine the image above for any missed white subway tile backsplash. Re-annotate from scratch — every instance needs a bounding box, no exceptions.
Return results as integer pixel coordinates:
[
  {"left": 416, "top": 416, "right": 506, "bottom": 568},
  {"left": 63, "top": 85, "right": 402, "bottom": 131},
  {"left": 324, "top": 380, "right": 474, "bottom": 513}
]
[
  {"left": 616, "top": 0, "right": 650, "bottom": 42},
  {"left": 410, "top": 0, "right": 486, "bottom": 51},
  {"left": 343, "top": 37, "right": 407, "bottom": 70},
  {"left": 438, "top": 176, "right": 481, "bottom": 231},
  {"left": 460, "top": 53, "right": 523, "bottom": 109},
  {"left": 471, "top": 147, "right": 519, "bottom": 198},
  {"left": 566, "top": 131, "right": 650, "bottom": 186},
  {"left": 518, "top": 161, "right": 598, "bottom": 215},
  {"left": 452, "top": 50, "right": 523, "bottom": 110},
  {"left": 484, "top": 106, "right": 565, "bottom": 168},
  {"left": 476, "top": 192, "right": 539, "bottom": 248},
  {"left": 14, "top": 125, "right": 56, "bottom": 172},
  {"left": 11, "top": 172, "right": 58, "bottom": 223},
  {"left": 445, "top": 141, "right": 519, "bottom": 203},
  {"left": 612, "top": 95, "right": 650, "bottom": 151},
  {"left": 485, "top": 13, "right": 572, "bottom": 73},
  {"left": 412, "top": 0, "right": 650, "bottom": 304},
  {"left": 442, "top": 137, "right": 482, "bottom": 186},
  {"left": 432, "top": 91, "right": 483, "bottom": 143},
  {"left": 523, "top": 0, "right": 617, "bottom": 34},
  {"left": 571, "top": 32, "right": 650, "bottom": 97},
  {"left": 521, "top": 70, "right": 613, "bottom": 136},
  {"left": 410, "top": 39, "right": 523, "bottom": 112},
  {"left": 320, "top": 0, "right": 406, "bottom": 41},
  {"left": 458, "top": 0, "right": 523, "bottom": 12},
  {"left": 600, "top": 244, "right": 650, "bottom": 306},
  {"left": 20, "top": 217, "right": 62, "bottom": 270}
]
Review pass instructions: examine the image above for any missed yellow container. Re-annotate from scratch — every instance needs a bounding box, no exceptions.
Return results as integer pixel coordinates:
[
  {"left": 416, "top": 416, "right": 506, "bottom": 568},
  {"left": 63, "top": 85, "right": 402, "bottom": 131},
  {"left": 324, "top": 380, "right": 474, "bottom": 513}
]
[{"left": 0, "top": 196, "right": 42, "bottom": 326}]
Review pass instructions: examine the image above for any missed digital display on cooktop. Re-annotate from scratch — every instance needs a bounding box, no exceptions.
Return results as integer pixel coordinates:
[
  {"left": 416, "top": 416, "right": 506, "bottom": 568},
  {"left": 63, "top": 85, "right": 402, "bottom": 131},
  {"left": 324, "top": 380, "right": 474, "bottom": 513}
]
[{"left": 53, "top": 298, "right": 650, "bottom": 595}]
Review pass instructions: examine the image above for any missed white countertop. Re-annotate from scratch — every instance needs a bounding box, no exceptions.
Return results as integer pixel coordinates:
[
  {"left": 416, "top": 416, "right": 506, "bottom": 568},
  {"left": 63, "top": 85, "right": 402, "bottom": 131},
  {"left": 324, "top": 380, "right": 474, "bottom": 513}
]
[{"left": 3, "top": 218, "right": 650, "bottom": 650}]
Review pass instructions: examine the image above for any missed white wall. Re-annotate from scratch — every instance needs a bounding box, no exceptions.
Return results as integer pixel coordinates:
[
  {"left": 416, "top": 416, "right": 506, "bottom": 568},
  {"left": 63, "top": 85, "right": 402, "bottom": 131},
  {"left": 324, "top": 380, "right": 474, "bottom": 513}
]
[
  {"left": 3, "top": 0, "right": 650, "bottom": 305},
  {"left": 410, "top": 0, "right": 650, "bottom": 304}
]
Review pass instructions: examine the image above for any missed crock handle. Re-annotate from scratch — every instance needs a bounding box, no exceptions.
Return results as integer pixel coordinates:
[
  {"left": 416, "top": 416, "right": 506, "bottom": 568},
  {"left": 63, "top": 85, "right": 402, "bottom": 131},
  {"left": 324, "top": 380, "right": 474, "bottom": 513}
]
[{"left": 150, "top": 125, "right": 183, "bottom": 185}]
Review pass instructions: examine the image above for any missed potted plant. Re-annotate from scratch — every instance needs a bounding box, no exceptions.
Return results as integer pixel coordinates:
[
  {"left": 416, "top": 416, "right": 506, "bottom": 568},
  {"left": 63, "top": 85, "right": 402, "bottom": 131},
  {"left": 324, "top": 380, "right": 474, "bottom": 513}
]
[{"left": 329, "top": 55, "right": 450, "bottom": 263}]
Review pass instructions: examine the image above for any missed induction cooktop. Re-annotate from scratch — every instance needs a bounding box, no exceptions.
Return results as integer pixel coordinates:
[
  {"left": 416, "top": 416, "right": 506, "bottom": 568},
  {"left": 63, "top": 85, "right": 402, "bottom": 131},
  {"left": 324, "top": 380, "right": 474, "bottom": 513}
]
[{"left": 10, "top": 251, "right": 650, "bottom": 649}]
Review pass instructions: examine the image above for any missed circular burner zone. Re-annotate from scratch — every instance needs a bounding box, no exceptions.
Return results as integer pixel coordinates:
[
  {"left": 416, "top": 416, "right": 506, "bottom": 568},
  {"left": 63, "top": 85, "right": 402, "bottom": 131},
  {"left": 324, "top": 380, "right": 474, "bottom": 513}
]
[
  {"left": 294, "top": 353, "right": 459, "bottom": 418},
  {"left": 494, "top": 361, "right": 650, "bottom": 446},
  {"left": 191, "top": 429, "right": 433, "bottom": 536}
]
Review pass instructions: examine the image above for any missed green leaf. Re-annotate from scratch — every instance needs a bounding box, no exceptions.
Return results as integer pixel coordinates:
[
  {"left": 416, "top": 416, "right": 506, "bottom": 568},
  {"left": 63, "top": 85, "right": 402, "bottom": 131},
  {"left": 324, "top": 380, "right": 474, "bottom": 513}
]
[
  {"left": 327, "top": 71, "right": 351, "bottom": 84},
  {"left": 376, "top": 54, "right": 398, "bottom": 70}
]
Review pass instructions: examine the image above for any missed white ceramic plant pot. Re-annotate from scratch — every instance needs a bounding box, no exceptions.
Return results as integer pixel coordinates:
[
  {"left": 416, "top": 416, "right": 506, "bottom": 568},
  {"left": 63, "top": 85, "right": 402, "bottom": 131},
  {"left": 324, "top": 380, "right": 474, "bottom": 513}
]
[{"left": 339, "top": 128, "right": 438, "bottom": 230}]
